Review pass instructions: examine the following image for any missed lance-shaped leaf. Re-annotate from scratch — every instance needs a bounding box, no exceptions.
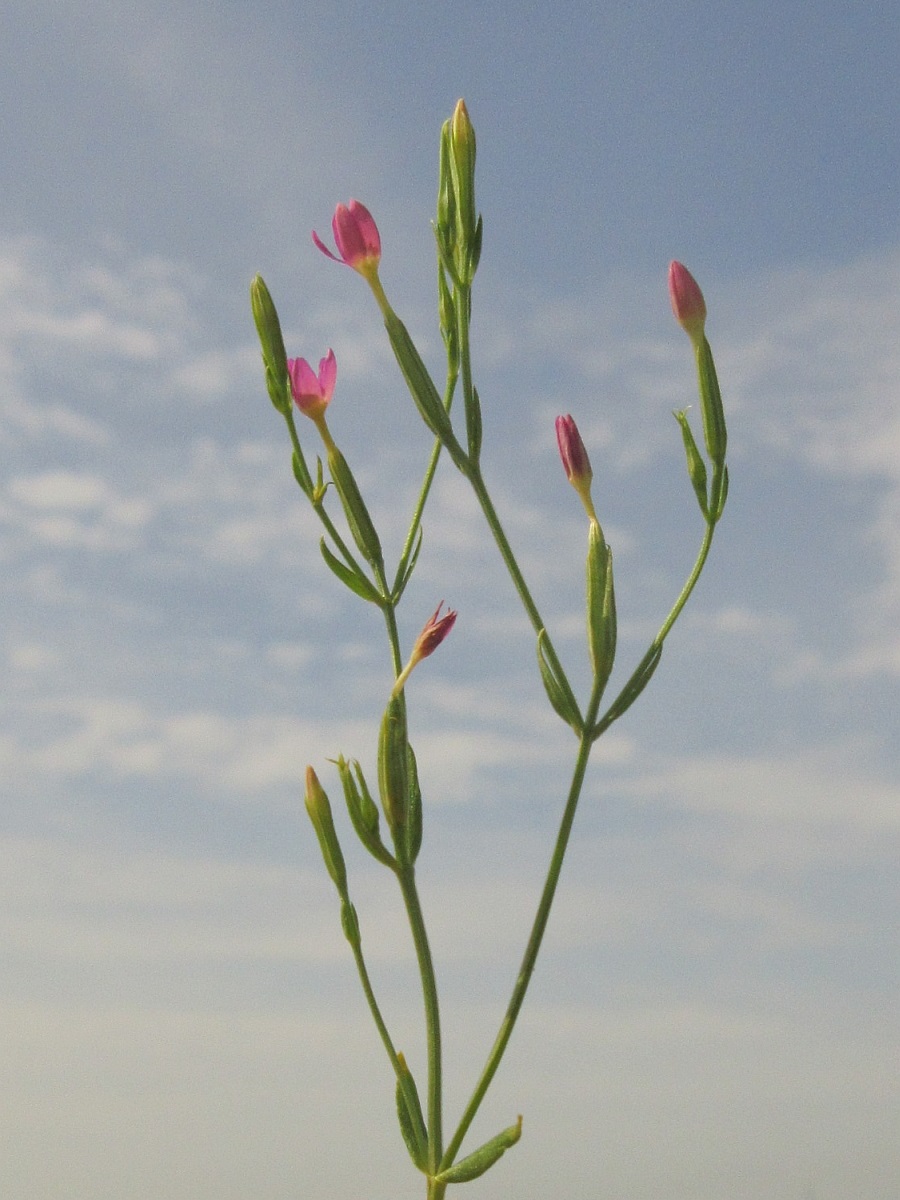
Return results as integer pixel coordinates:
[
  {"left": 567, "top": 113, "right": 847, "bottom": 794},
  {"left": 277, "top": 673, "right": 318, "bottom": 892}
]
[
  {"left": 465, "top": 383, "right": 482, "bottom": 463},
  {"left": 319, "top": 538, "right": 385, "bottom": 606},
  {"left": 673, "top": 409, "right": 709, "bottom": 517},
  {"left": 327, "top": 445, "right": 384, "bottom": 571},
  {"left": 536, "top": 631, "right": 582, "bottom": 733},
  {"left": 593, "top": 643, "right": 663, "bottom": 740},
  {"left": 395, "top": 1053, "right": 429, "bottom": 1173},
  {"left": 393, "top": 525, "right": 423, "bottom": 604},
  {"left": 404, "top": 743, "right": 423, "bottom": 864},
  {"left": 383, "top": 310, "right": 468, "bottom": 470},
  {"left": 586, "top": 522, "right": 616, "bottom": 699},
  {"left": 335, "top": 757, "right": 395, "bottom": 869},
  {"left": 433, "top": 1115, "right": 523, "bottom": 1185},
  {"left": 291, "top": 447, "right": 313, "bottom": 497},
  {"left": 710, "top": 463, "right": 729, "bottom": 524}
]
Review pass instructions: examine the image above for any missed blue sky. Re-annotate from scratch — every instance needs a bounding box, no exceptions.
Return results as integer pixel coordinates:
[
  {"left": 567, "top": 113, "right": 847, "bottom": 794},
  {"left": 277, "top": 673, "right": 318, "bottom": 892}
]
[{"left": 1, "top": 1, "right": 898, "bottom": 1198}]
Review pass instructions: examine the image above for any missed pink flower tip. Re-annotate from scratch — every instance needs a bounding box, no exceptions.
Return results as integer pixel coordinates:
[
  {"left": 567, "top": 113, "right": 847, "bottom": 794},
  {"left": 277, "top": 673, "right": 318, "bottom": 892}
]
[
  {"left": 313, "top": 200, "right": 382, "bottom": 277},
  {"left": 668, "top": 261, "right": 707, "bottom": 341},
  {"left": 287, "top": 349, "right": 336, "bottom": 421}
]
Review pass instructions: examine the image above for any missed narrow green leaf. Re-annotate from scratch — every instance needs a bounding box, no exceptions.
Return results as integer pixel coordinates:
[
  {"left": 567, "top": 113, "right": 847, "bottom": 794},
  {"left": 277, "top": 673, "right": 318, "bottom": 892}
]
[
  {"left": 433, "top": 1115, "right": 522, "bottom": 1185},
  {"left": 673, "top": 409, "right": 709, "bottom": 517},
  {"left": 319, "top": 539, "right": 385, "bottom": 605},
  {"left": 395, "top": 1056, "right": 429, "bottom": 1173},
  {"left": 405, "top": 743, "right": 423, "bottom": 864},
  {"left": 710, "top": 463, "right": 729, "bottom": 523},
  {"left": 383, "top": 310, "right": 468, "bottom": 470},
  {"left": 593, "top": 643, "right": 663, "bottom": 740},
  {"left": 465, "top": 383, "right": 482, "bottom": 463},
  {"left": 536, "top": 631, "right": 582, "bottom": 733},
  {"left": 327, "top": 447, "right": 384, "bottom": 571},
  {"left": 291, "top": 447, "right": 313, "bottom": 496},
  {"left": 394, "top": 525, "right": 424, "bottom": 603}
]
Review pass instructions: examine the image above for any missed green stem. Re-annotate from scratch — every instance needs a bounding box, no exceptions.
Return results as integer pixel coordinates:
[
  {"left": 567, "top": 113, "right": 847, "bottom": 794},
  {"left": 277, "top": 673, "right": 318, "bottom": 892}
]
[
  {"left": 380, "top": 602, "right": 443, "bottom": 1171},
  {"left": 392, "top": 370, "right": 458, "bottom": 599},
  {"left": 466, "top": 465, "right": 582, "bottom": 726},
  {"left": 284, "top": 411, "right": 378, "bottom": 588},
  {"left": 397, "top": 863, "right": 443, "bottom": 1171},
  {"left": 441, "top": 675, "right": 606, "bottom": 1172},
  {"left": 656, "top": 517, "right": 715, "bottom": 644}
]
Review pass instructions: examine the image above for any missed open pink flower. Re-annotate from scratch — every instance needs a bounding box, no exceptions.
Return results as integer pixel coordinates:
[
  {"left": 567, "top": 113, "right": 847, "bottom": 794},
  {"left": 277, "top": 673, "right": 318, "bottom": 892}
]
[
  {"left": 313, "top": 201, "right": 381, "bottom": 277},
  {"left": 287, "top": 350, "right": 337, "bottom": 421},
  {"left": 668, "top": 261, "right": 707, "bottom": 342}
]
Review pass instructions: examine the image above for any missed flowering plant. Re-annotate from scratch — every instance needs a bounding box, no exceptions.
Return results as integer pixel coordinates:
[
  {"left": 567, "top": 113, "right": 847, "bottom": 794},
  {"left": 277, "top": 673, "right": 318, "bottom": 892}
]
[{"left": 251, "top": 100, "right": 728, "bottom": 1198}]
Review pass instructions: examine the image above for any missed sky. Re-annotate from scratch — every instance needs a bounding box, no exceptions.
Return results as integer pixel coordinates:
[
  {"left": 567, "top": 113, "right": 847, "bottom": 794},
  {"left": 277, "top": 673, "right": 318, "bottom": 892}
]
[{"left": 1, "top": 1, "right": 898, "bottom": 1198}]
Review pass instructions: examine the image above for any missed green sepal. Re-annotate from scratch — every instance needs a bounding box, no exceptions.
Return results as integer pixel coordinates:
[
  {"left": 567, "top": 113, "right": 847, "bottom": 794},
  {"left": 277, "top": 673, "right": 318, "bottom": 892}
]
[
  {"left": 265, "top": 362, "right": 291, "bottom": 416},
  {"left": 340, "top": 899, "right": 360, "bottom": 949},
  {"left": 710, "top": 463, "right": 728, "bottom": 523},
  {"left": 393, "top": 526, "right": 423, "bottom": 604},
  {"left": 405, "top": 743, "right": 423, "bottom": 864},
  {"left": 586, "top": 523, "right": 616, "bottom": 699},
  {"left": 437, "top": 265, "right": 459, "bottom": 372},
  {"left": 673, "top": 409, "right": 709, "bottom": 517},
  {"left": 319, "top": 538, "right": 385, "bottom": 606},
  {"left": 395, "top": 1055, "right": 429, "bottom": 1173},
  {"left": 468, "top": 213, "right": 483, "bottom": 279},
  {"left": 378, "top": 695, "right": 409, "bottom": 840},
  {"left": 383, "top": 310, "right": 468, "bottom": 470},
  {"left": 433, "top": 1115, "right": 522, "bottom": 1185},
  {"left": 695, "top": 336, "right": 727, "bottom": 470},
  {"left": 593, "top": 642, "right": 663, "bottom": 740},
  {"left": 335, "top": 756, "right": 395, "bottom": 869},
  {"left": 536, "top": 631, "right": 582, "bottom": 733},
  {"left": 327, "top": 446, "right": 384, "bottom": 571},
  {"left": 465, "top": 383, "right": 482, "bottom": 463},
  {"left": 291, "top": 447, "right": 313, "bottom": 497}
]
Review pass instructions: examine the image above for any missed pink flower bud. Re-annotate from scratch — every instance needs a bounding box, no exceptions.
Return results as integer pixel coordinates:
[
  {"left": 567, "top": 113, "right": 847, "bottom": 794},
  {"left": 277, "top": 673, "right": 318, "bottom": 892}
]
[
  {"left": 556, "top": 414, "right": 597, "bottom": 522},
  {"left": 668, "top": 261, "right": 707, "bottom": 342},
  {"left": 556, "top": 414, "right": 592, "bottom": 485},
  {"left": 287, "top": 349, "right": 337, "bottom": 421},
  {"left": 313, "top": 200, "right": 382, "bottom": 278}
]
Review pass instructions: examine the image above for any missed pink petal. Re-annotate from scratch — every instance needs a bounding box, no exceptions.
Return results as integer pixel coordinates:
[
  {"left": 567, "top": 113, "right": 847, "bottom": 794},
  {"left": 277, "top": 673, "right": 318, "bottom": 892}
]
[{"left": 318, "top": 349, "right": 337, "bottom": 400}]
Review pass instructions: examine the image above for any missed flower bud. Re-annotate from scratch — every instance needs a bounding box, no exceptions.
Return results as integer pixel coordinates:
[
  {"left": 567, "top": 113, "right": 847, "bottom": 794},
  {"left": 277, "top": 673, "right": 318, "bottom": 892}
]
[
  {"left": 668, "top": 260, "right": 707, "bottom": 343},
  {"left": 555, "top": 414, "right": 597, "bottom": 521},
  {"left": 250, "top": 275, "right": 290, "bottom": 414},
  {"left": 304, "top": 766, "right": 348, "bottom": 895}
]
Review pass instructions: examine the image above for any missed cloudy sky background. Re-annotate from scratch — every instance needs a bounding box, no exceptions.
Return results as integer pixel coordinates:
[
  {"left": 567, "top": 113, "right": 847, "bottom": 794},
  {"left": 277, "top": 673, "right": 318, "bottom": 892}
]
[{"left": 1, "top": 1, "right": 898, "bottom": 1198}]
